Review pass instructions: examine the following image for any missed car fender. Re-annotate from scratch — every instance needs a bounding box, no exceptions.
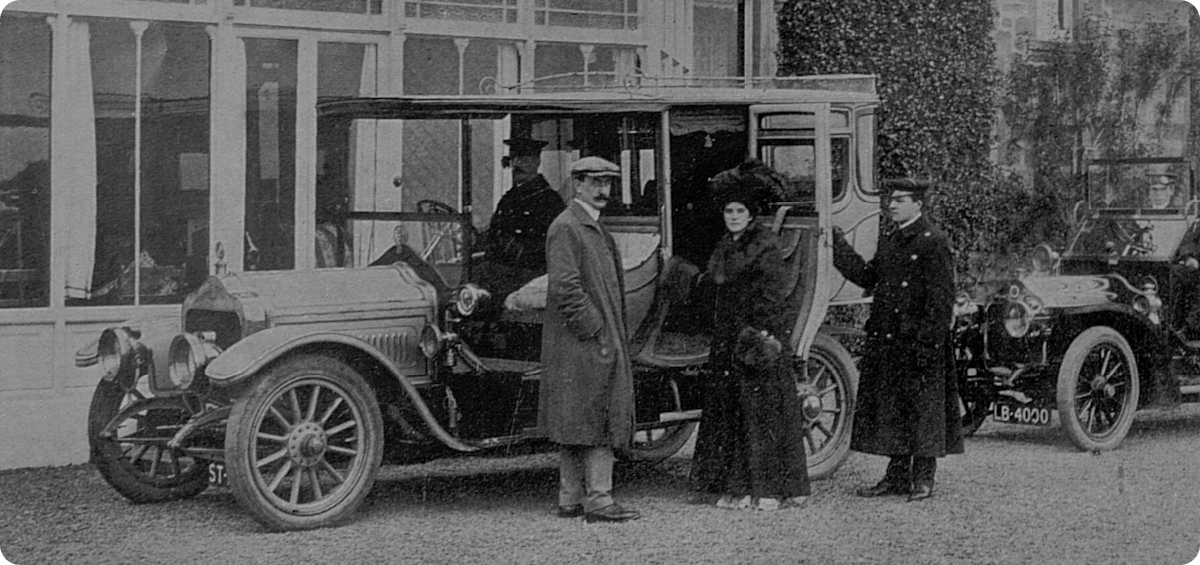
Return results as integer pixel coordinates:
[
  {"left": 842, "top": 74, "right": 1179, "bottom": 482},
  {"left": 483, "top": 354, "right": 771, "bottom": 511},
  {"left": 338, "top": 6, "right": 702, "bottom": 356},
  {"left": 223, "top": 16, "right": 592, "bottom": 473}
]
[{"left": 206, "top": 325, "right": 479, "bottom": 453}]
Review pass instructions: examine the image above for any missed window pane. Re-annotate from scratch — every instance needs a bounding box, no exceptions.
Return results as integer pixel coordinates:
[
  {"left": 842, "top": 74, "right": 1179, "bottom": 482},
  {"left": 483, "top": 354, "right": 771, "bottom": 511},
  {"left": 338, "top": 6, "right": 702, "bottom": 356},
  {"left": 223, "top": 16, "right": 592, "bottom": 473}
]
[
  {"left": 139, "top": 22, "right": 211, "bottom": 302},
  {"left": 87, "top": 19, "right": 138, "bottom": 305},
  {"left": 0, "top": 14, "right": 50, "bottom": 308},
  {"left": 316, "top": 42, "right": 374, "bottom": 269},
  {"left": 74, "top": 20, "right": 211, "bottom": 306},
  {"left": 244, "top": 38, "right": 297, "bottom": 271},
  {"left": 245, "top": 0, "right": 377, "bottom": 14}
]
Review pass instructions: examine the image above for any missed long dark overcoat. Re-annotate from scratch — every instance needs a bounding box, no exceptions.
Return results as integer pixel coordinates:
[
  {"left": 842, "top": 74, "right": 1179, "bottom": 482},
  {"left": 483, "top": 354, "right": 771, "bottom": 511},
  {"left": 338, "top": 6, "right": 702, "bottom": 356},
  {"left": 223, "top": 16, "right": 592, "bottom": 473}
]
[
  {"left": 537, "top": 202, "right": 634, "bottom": 448},
  {"left": 833, "top": 215, "right": 964, "bottom": 458},
  {"left": 690, "top": 222, "right": 811, "bottom": 498}
]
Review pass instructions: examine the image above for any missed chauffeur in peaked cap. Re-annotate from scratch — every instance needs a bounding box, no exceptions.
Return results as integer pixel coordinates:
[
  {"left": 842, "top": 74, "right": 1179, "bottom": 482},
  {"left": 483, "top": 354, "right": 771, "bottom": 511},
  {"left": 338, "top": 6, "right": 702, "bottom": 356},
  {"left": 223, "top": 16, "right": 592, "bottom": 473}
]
[
  {"left": 473, "top": 136, "right": 566, "bottom": 299},
  {"left": 830, "top": 177, "right": 964, "bottom": 502}
]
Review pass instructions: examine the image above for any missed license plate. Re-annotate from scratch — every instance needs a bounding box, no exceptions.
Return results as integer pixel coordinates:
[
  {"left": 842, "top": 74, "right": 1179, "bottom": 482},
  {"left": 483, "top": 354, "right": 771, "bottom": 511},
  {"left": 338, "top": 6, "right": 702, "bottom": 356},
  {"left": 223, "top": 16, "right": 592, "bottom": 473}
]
[
  {"left": 992, "top": 400, "right": 1052, "bottom": 426},
  {"left": 208, "top": 462, "right": 227, "bottom": 486}
]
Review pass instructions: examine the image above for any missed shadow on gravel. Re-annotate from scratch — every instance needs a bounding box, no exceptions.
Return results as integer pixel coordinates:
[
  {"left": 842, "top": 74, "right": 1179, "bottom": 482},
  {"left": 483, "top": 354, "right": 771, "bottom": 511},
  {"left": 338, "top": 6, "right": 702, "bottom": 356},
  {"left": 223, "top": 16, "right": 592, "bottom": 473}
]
[{"left": 355, "top": 456, "right": 693, "bottom": 517}]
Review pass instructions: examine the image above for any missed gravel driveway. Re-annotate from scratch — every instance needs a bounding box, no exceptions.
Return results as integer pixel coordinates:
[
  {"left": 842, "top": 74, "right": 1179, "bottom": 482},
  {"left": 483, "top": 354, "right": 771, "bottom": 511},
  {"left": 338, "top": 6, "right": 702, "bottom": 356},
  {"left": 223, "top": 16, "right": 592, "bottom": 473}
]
[{"left": 4, "top": 405, "right": 1200, "bottom": 565}]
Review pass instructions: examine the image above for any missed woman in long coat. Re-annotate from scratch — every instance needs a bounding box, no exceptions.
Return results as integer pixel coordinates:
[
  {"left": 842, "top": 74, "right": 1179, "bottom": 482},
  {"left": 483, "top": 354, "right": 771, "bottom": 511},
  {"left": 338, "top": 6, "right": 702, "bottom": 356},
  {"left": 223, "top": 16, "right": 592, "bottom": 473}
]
[{"left": 690, "top": 161, "right": 811, "bottom": 511}]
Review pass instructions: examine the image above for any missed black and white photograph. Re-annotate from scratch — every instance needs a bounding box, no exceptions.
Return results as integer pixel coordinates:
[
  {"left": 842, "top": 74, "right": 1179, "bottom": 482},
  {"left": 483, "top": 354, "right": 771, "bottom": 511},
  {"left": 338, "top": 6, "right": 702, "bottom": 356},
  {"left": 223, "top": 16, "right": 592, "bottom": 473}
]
[{"left": 1, "top": 0, "right": 1200, "bottom": 563}]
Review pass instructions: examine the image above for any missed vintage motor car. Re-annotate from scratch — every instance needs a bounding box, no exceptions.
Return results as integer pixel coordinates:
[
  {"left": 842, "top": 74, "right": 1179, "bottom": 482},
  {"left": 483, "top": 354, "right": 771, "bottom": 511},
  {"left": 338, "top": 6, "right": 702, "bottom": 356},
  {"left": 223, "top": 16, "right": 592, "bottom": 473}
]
[
  {"left": 77, "top": 74, "right": 884, "bottom": 530},
  {"left": 955, "top": 157, "right": 1200, "bottom": 451}
]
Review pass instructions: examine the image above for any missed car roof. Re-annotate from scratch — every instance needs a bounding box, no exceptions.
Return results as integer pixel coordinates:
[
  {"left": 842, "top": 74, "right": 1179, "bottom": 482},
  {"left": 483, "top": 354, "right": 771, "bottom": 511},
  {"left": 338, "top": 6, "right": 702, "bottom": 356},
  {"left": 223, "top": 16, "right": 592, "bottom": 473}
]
[{"left": 318, "top": 75, "right": 880, "bottom": 119}]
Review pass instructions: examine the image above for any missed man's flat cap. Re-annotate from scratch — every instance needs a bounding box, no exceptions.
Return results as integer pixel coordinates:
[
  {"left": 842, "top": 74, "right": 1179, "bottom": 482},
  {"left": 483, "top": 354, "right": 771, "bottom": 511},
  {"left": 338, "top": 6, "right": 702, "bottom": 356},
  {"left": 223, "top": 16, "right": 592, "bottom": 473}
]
[
  {"left": 504, "top": 137, "right": 548, "bottom": 155},
  {"left": 570, "top": 156, "right": 621, "bottom": 178},
  {"left": 881, "top": 177, "right": 933, "bottom": 194}
]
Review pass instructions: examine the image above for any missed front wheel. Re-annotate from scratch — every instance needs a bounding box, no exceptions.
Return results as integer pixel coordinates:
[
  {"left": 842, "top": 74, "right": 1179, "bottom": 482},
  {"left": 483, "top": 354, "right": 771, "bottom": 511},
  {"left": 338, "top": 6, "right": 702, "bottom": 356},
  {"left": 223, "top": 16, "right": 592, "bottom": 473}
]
[
  {"left": 88, "top": 379, "right": 210, "bottom": 502},
  {"left": 1056, "top": 326, "right": 1139, "bottom": 451},
  {"left": 794, "top": 333, "right": 858, "bottom": 480},
  {"left": 226, "top": 355, "right": 384, "bottom": 531}
]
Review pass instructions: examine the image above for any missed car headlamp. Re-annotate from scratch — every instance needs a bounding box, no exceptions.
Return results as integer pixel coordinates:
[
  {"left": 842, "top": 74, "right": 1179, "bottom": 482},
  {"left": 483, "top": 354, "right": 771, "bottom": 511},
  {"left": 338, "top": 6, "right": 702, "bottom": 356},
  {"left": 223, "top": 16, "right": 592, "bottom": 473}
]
[
  {"left": 454, "top": 284, "right": 491, "bottom": 317},
  {"left": 98, "top": 328, "right": 135, "bottom": 381},
  {"left": 166, "top": 332, "right": 222, "bottom": 391},
  {"left": 1003, "top": 301, "right": 1033, "bottom": 338},
  {"left": 1030, "top": 244, "right": 1059, "bottom": 274},
  {"left": 420, "top": 324, "right": 446, "bottom": 359}
]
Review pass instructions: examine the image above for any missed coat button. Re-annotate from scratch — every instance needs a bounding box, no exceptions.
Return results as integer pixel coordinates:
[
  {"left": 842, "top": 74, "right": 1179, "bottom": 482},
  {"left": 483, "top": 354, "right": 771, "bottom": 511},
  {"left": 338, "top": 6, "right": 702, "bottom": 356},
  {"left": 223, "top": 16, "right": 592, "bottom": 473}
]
[
  {"left": 910, "top": 254, "right": 918, "bottom": 260},
  {"left": 901, "top": 281, "right": 909, "bottom": 287},
  {"left": 885, "top": 333, "right": 893, "bottom": 339}
]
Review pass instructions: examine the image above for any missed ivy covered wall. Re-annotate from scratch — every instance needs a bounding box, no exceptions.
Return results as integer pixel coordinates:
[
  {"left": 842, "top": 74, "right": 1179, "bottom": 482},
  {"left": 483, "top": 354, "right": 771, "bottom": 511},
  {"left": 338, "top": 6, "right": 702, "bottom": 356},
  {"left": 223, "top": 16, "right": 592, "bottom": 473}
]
[
  {"left": 777, "top": 0, "right": 1018, "bottom": 285},
  {"left": 776, "top": 0, "right": 1196, "bottom": 287}
]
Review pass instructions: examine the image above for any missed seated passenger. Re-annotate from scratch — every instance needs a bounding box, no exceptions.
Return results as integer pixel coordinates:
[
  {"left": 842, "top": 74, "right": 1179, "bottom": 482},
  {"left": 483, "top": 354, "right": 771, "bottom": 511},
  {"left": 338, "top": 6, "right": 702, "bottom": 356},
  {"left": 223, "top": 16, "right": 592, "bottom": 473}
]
[{"left": 473, "top": 137, "right": 566, "bottom": 299}]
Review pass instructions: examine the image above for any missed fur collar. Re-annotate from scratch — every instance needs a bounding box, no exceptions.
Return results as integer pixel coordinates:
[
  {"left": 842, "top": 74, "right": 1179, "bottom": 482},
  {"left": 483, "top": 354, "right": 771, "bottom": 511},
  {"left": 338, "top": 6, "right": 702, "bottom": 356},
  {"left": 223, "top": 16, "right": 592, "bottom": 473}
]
[{"left": 708, "top": 222, "right": 773, "bottom": 285}]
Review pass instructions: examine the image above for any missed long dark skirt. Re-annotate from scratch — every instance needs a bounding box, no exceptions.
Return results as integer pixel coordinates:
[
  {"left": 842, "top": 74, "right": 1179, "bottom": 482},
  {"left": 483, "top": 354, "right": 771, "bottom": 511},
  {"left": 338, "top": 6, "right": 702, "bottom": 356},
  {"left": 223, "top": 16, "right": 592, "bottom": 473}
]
[{"left": 690, "top": 359, "right": 811, "bottom": 498}]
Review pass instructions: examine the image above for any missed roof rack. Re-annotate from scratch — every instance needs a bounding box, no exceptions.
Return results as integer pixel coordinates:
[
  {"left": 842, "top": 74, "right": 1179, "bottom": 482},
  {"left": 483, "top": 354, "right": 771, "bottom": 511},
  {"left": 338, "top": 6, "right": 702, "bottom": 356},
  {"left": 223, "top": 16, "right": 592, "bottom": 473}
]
[{"left": 480, "top": 71, "right": 877, "bottom": 96}]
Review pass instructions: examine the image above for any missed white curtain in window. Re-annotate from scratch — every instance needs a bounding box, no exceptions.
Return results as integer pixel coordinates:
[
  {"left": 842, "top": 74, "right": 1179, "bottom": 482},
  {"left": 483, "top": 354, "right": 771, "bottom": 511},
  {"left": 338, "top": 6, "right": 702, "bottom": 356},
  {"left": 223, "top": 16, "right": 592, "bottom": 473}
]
[
  {"left": 351, "top": 45, "right": 397, "bottom": 267},
  {"left": 58, "top": 20, "right": 97, "bottom": 299}
]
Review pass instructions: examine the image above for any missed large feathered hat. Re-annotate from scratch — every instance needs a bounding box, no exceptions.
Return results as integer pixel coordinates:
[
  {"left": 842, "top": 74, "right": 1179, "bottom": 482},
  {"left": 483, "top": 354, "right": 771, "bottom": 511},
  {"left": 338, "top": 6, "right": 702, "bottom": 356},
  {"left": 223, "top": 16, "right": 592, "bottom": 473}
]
[{"left": 709, "top": 159, "right": 794, "bottom": 215}]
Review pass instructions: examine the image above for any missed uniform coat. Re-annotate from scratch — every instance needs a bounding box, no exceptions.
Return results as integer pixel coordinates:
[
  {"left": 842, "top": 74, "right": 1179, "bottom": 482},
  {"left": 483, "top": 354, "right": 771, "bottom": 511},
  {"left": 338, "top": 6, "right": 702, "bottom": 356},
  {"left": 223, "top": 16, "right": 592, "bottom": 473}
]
[
  {"left": 833, "top": 215, "right": 964, "bottom": 458},
  {"left": 691, "top": 221, "right": 811, "bottom": 497},
  {"left": 484, "top": 174, "right": 565, "bottom": 272},
  {"left": 538, "top": 201, "right": 634, "bottom": 448}
]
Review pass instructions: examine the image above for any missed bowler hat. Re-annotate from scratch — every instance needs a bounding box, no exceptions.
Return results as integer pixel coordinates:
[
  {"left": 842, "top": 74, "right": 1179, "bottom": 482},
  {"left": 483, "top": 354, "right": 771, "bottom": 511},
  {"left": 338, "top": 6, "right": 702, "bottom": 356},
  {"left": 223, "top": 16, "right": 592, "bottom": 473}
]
[
  {"left": 504, "top": 137, "right": 548, "bottom": 156},
  {"left": 881, "top": 177, "right": 933, "bottom": 195},
  {"left": 570, "top": 156, "right": 621, "bottom": 178}
]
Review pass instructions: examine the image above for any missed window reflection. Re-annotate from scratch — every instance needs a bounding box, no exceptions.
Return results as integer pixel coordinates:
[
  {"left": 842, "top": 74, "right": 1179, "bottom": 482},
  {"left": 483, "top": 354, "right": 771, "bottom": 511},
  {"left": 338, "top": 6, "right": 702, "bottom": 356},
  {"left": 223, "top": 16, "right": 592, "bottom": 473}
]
[
  {"left": 0, "top": 14, "right": 50, "bottom": 308},
  {"left": 72, "top": 20, "right": 211, "bottom": 306}
]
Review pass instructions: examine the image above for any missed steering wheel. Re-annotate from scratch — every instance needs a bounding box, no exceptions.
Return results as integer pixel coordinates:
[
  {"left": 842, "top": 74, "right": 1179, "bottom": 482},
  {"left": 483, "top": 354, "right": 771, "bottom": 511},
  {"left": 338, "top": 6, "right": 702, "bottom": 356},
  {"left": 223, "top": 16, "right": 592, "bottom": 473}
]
[{"left": 416, "top": 200, "right": 464, "bottom": 264}]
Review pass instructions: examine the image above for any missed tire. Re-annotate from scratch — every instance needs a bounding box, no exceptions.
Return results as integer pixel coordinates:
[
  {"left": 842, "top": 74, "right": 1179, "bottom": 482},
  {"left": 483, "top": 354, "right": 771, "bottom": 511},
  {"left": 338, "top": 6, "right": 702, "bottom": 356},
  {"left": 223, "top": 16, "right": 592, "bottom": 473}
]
[
  {"left": 226, "top": 355, "right": 384, "bottom": 531},
  {"left": 87, "top": 379, "right": 209, "bottom": 503},
  {"left": 795, "top": 333, "right": 858, "bottom": 480},
  {"left": 1056, "top": 326, "right": 1139, "bottom": 451},
  {"left": 618, "top": 374, "right": 697, "bottom": 462}
]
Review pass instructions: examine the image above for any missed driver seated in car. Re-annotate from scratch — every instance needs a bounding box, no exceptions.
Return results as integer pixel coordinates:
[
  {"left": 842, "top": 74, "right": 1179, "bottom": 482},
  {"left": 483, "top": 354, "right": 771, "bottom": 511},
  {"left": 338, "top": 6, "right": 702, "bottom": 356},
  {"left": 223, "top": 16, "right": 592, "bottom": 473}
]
[
  {"left": 472, "top": 137, "right": 566, "bottom": 303},
  {"left": 1145, "top": 173, "right": 1181, "bottom": 210}
]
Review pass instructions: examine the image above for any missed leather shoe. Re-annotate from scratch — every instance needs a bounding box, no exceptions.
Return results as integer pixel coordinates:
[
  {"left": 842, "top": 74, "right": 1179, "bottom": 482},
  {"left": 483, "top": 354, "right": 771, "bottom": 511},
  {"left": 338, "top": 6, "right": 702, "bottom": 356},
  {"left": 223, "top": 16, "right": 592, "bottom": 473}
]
[
  {"left": 855, "top": 481, "right": 909, "bottom": 497},
  {"left": 907, "top": 484, "right": 934, "bottom": 502},
  {"left": 583, "top": 503, "right": 641, "bottom": 523},
  {"left": 550, "top": 504, "right": 584, "bottom": 518}
]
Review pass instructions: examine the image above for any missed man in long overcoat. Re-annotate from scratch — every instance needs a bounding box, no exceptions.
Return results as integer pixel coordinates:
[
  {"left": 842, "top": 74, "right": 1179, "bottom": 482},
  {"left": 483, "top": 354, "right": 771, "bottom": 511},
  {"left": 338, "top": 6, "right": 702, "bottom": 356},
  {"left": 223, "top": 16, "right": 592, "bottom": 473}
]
[
  {"left": 831, "top": 178, "right": 964, "bottom": 502},
  {"left": 538, "top": 156, "right": 640, "bottom": 523}
]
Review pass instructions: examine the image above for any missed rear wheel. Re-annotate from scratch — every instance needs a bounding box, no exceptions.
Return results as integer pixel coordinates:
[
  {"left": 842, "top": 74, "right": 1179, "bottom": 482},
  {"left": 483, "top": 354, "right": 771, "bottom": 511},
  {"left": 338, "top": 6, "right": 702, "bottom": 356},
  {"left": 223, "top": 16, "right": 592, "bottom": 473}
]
[
  {"left": 88, "top": 379, "right": 209, "bottom": 503},
  {"left": 795, "top": 333, "right": 858, "bottom": 479},
  {"left": 1056, "top": 326, "right": 1139, "bottom": 451},
  {"left": 226, "top": 355, "right": 383, "bottom": 531}
]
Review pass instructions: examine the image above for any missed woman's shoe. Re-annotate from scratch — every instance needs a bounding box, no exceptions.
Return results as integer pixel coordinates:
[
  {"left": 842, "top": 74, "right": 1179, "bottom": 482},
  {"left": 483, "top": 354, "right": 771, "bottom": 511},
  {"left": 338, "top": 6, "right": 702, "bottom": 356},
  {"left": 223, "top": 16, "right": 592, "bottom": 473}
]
[
  {"left": 754, "top": 497, "right": 780, "bottom": 511},
  {"left": 731, "top": 495, "right": 752, "bottom": 510},
  {"left": 782, "top": 496, "right": 809, "bottom": 508},
  {"left": 714, "top": 494, "right": 735, "bottom": 509}
]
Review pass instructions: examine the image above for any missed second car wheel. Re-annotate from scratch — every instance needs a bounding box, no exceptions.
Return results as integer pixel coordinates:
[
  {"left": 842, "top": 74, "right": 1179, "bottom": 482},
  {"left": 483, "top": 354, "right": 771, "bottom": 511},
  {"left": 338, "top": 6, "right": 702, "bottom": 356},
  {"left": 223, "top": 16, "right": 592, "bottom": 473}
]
[
  {"left": 794, "top": 332, "right": 858, "bottom": 480},
  {"left": 226, "top": 355, "right": 384, "bottom": 531},
  {"left": 1056, "top": 326, "right": 1139, "bottom": 451}
]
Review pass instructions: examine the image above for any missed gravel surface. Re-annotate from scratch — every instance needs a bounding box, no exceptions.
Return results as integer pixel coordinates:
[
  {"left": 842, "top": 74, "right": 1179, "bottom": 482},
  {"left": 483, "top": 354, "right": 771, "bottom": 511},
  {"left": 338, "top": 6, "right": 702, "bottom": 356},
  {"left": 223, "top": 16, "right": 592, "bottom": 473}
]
[{"left": 4, "top": 406, "right": 1200, "bottom": 565}]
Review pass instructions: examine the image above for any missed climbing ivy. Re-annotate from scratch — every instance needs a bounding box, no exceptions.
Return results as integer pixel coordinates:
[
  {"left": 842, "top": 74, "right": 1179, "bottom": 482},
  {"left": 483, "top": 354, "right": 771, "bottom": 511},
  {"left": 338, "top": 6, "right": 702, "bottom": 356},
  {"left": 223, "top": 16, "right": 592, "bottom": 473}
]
[
  {"left": 777, "top": 0, "right": 1013, "bottom": 286},
  {"left": 777, "top": 0, "right": 1194, "bottom": 288}
]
